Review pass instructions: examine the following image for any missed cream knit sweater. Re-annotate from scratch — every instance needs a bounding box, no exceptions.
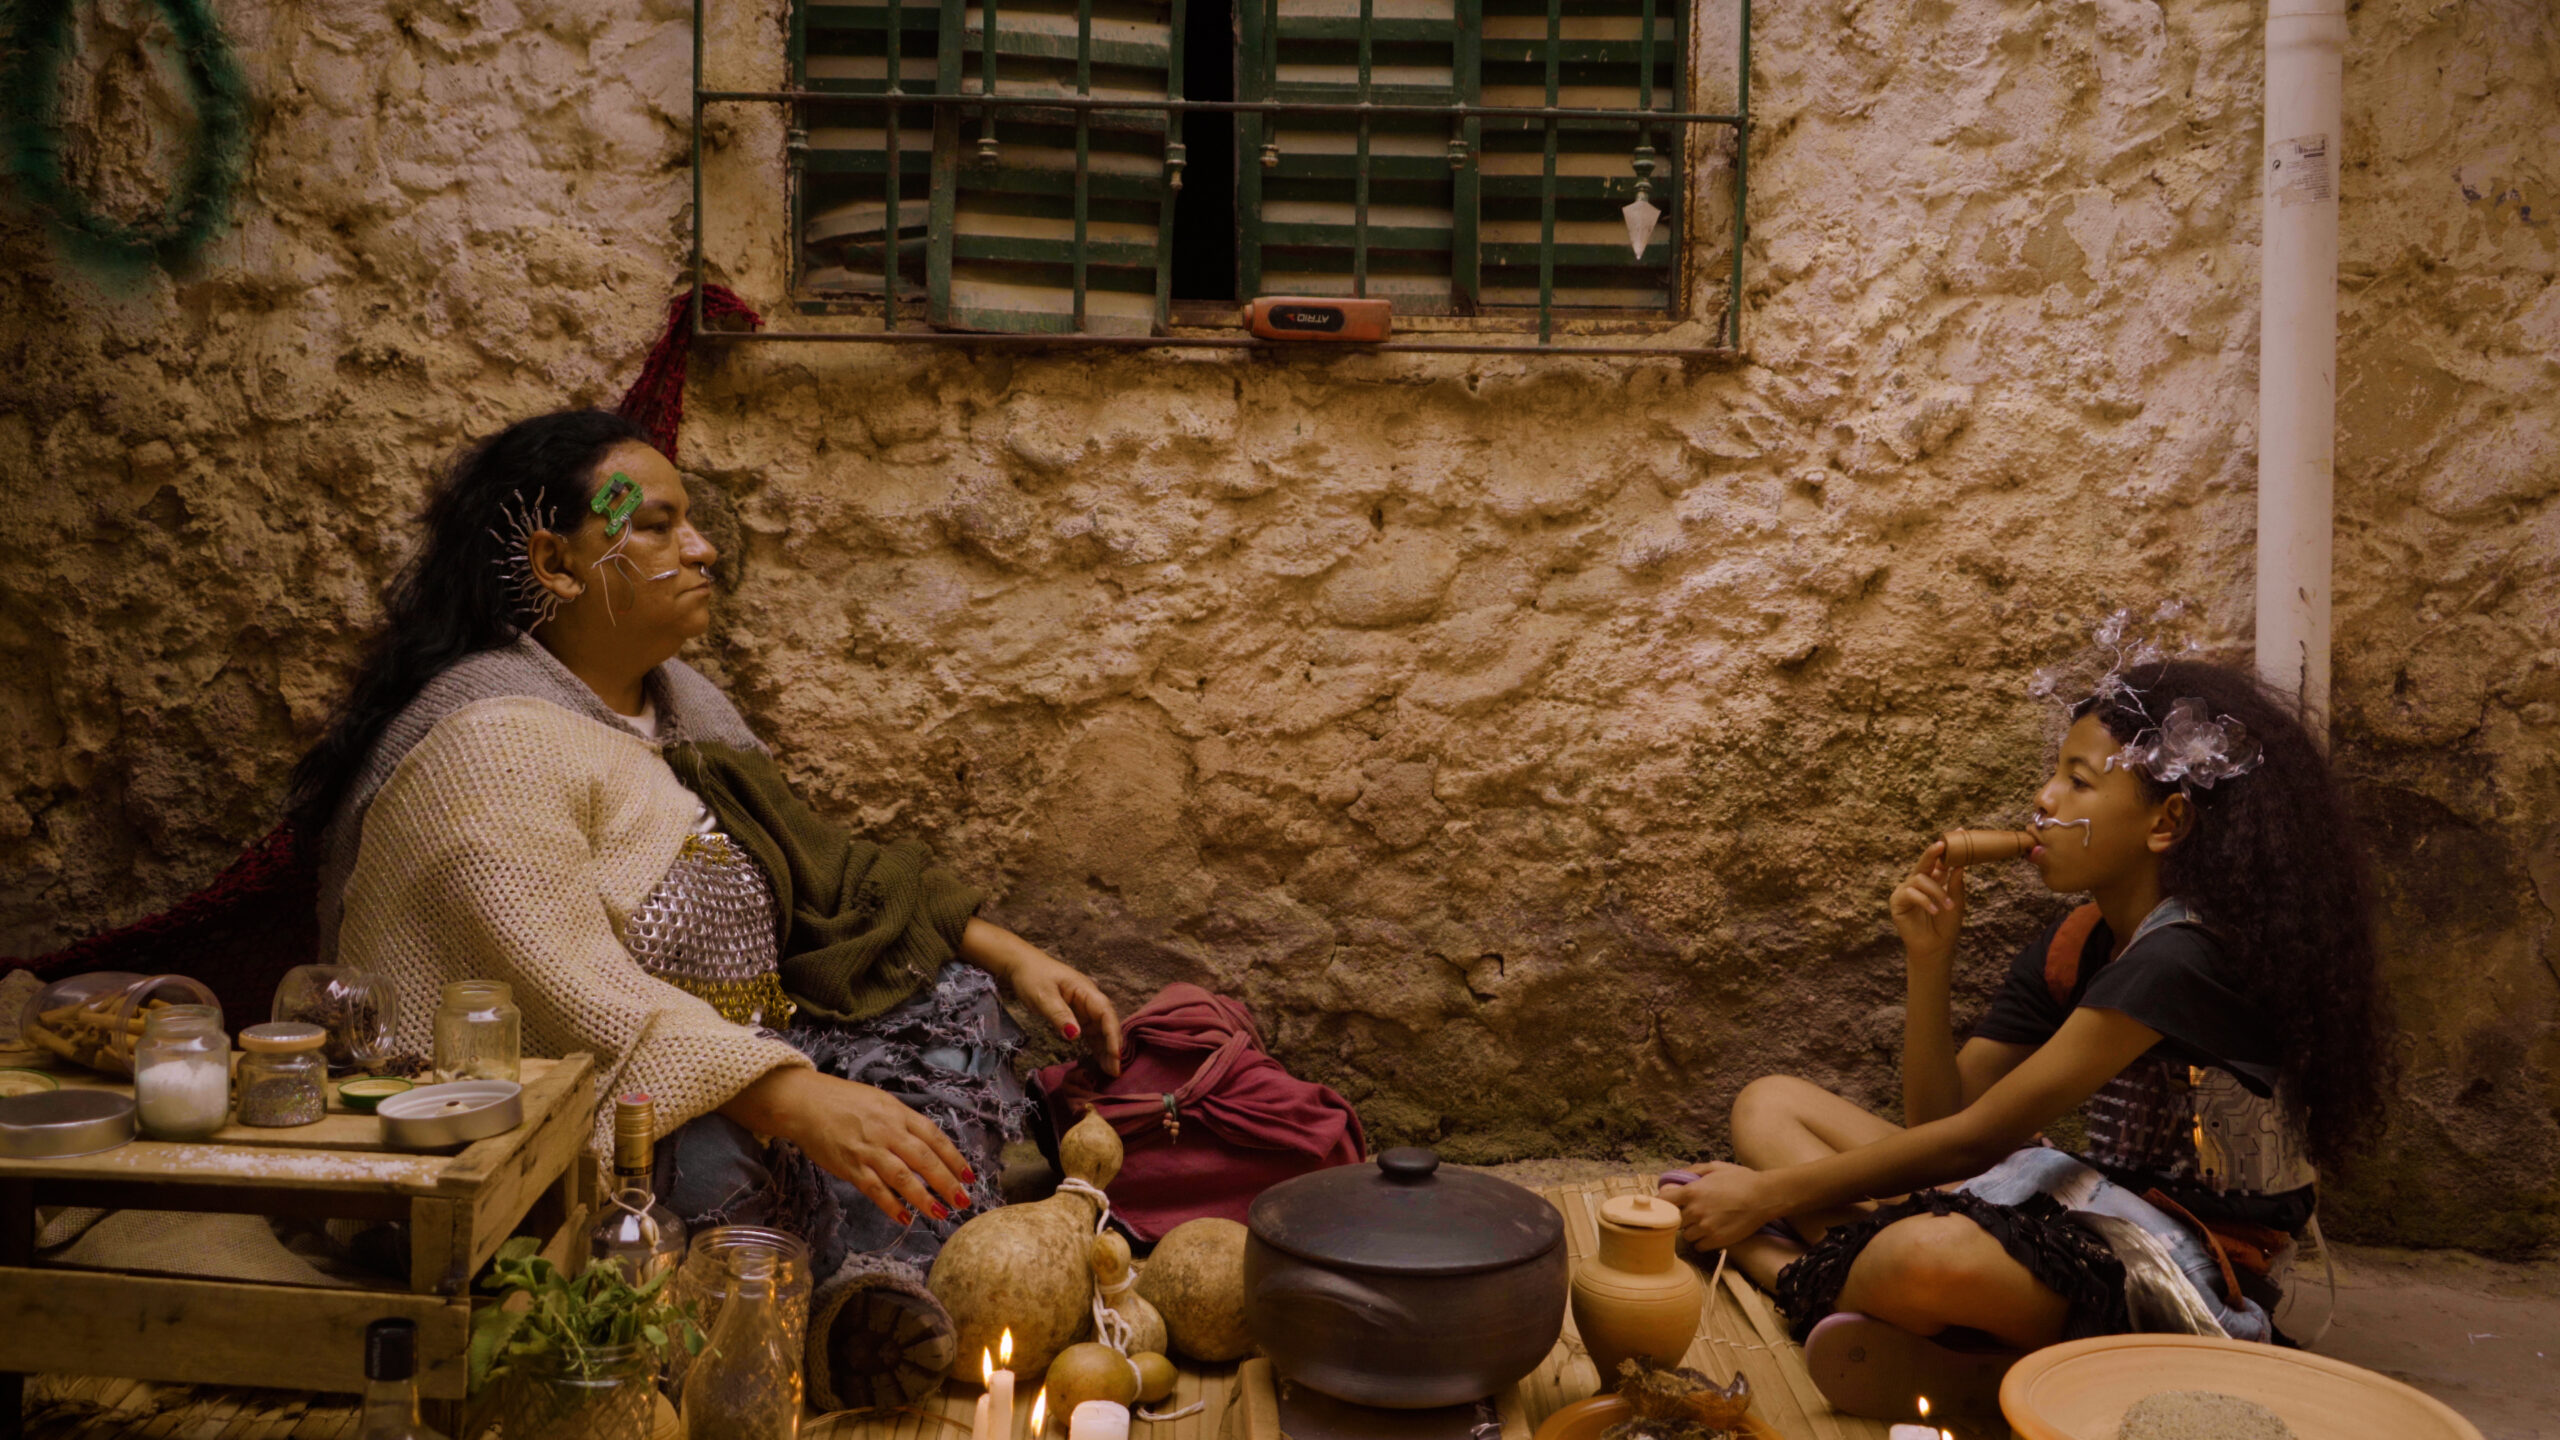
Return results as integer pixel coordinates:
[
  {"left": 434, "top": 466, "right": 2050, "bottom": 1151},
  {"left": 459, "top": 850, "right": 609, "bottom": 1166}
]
[{"left": 337, "top": 695, "right": 809, "bottom": 1144}]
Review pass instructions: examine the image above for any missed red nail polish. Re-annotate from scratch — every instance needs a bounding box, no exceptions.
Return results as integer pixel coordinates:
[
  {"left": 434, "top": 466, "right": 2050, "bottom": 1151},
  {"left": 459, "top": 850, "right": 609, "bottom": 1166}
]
[
  {"left": 929, "top": 1202, "right": 950, "bottom": 1220},
  {"left": 1064, "top": 1023, "right": 1080, "bottom": 1039},
  {"left": 951, "top": 1192, "right": 970, "bottom": 1209},
  {"left": 961, "top": 1167, "right": 979, "bottom": 1183}
]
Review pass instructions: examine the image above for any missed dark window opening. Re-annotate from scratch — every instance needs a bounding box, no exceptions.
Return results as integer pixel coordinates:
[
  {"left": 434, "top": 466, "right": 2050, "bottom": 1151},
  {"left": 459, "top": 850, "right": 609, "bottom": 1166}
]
[{"left": 1170, "top": 0, "right": 1237, "bottom": 301}]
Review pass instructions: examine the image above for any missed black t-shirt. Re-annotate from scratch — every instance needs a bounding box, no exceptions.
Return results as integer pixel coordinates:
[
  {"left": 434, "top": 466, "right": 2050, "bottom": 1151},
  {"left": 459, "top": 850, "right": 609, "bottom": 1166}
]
[
  {"left": 1973, "top": 912, "right": 2283, "bottom": 1096},
  {"left": 1971, "top": 908, "right": 2317, "bottom": 1225}
]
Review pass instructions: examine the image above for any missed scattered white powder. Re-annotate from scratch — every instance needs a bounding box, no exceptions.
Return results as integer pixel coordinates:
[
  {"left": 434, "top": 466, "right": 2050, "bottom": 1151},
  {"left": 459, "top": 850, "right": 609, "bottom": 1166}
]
[{"left": 134, "top": 1059, "right": 230, "bottom": 1137}]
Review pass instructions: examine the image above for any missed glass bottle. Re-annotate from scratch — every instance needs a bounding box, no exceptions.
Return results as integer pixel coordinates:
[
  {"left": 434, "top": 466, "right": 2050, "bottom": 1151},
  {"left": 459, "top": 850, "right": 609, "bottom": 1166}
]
[
  {"left": 681, "top": 1244, "right": 801, "bottom": 1440},
  {"left": 589, "top": 1093, "right": 687, "bottom": 1283},
  {"left": 235, "top": 1022, "right": 330, "bottom": 1127},
  {"left": 432, "top": 980, "right": 520, "bottom": 1083},
  {"left": 132, "top": 1004, "right": 231, "bottom": 1139},
  {"left": 357, "top": 1317, "right": 451, "bottom": 1439}
]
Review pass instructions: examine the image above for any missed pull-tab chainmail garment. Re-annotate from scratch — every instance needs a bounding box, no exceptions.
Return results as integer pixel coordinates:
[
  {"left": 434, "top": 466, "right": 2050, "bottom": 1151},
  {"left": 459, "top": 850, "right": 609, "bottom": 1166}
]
[{"left": 625, "top": 830, "right": 797, "bottom": 1030}]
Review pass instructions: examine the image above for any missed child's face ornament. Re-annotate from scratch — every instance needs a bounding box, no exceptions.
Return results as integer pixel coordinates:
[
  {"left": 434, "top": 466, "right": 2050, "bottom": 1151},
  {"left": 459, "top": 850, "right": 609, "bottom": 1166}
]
[{"left": 2030, "top": 715, "right": 2186, "bottom": 894}]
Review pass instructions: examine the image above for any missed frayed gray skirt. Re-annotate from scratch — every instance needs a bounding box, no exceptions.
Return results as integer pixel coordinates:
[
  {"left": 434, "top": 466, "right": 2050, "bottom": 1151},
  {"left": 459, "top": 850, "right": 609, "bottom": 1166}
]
[{"left": 651, "top": 963, "right": 1032, "bottom": 1282}]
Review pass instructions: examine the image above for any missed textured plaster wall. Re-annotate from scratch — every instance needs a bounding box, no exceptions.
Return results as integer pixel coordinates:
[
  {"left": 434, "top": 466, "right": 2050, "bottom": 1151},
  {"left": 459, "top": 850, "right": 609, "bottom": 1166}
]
[{"left": 2, "top": 0, "right": 2555, "bottom": 1250}]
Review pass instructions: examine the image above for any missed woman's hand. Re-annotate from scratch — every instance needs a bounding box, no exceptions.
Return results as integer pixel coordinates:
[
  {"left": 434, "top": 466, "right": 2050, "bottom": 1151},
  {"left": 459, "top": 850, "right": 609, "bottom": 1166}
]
[
  {"left": 1890, "top": 840, "right": 1966, "bottom": 962},
  {"left": 1658, "top": 1161, "right": 1782, "bottom": 1252},
  {"left": 722, "top": 1068, "right": 975, "bottom": 1225},
  {"left": 961, "top": 918, "right": 1125, "bottom": 1077}
]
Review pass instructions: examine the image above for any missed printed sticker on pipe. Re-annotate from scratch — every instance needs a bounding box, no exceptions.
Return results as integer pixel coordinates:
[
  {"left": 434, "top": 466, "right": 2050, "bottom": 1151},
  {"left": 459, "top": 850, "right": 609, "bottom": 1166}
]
[{"left": 2270, "top": 134, "right": 2333, "bottom": 208}]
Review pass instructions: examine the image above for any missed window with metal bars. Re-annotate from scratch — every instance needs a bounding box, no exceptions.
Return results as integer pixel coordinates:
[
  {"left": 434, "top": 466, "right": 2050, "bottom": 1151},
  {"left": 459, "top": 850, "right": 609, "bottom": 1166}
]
[{"left": 779, "top": 0, "right": 1747, "bottom": 345}]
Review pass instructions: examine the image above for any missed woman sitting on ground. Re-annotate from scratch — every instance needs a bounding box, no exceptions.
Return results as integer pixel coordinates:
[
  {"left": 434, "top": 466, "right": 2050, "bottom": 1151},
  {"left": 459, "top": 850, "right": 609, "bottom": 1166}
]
[
  {"left": 1659, "top": 653, "right": 2388, "bottom": 1426},
  {"left": 291, "top": 408, "right": 1123, "bottom": 1407}
]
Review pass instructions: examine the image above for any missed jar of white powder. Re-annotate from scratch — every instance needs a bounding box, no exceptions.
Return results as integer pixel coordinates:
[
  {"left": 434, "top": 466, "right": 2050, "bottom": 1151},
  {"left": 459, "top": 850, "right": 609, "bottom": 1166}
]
[{"left": 133, "top": 1004, "right": 231, "bottom": 1139}]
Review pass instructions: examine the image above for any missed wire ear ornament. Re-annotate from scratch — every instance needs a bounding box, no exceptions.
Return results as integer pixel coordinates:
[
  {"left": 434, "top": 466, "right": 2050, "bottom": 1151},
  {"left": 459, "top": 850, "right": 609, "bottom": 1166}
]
[{"left": 490, "top": 494, "right": 565, "bottom": 632}]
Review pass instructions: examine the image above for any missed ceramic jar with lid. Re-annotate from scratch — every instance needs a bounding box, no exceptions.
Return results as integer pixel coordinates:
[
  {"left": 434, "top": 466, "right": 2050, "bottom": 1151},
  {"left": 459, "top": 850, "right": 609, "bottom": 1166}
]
[
  {"left": 132, "top": 1004, "right": 231, "bottom": 1139},
  {"left": 433, "top": 981, "right": 521, "bottom": 1083},
  {"left": 236, "top": 1021, "right": 330, "bottom": 1127},
  {"left": 1244, "top": 1147, "right": 1568, "bottom": 1408},
  {"left": 1568, "top": 1193, "right": 1704, "bottom": 1390}
]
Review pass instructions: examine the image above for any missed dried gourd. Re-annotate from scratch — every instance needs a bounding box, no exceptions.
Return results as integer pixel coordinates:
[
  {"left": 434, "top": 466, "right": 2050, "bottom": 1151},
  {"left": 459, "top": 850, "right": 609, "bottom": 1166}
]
[
  {"left": 1090, "top": 1230, "right": 1168, "bottom": 1358},
  {"left": 1045, "top": 1341, "right": 1142, "bottom": 1411},
  {"left": 927, "top": 1109, "right": 1124, "bottom": 1379},
  {"left": 1133, "top": 1217, "right": 1253, "bottom": 1362}
]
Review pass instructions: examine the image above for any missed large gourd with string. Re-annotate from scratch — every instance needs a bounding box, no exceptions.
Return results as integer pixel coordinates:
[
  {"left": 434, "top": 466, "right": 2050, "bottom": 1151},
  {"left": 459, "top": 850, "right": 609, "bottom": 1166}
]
[{"left": 926, "top": 1107, "right": 1124, "bottom": 1379}]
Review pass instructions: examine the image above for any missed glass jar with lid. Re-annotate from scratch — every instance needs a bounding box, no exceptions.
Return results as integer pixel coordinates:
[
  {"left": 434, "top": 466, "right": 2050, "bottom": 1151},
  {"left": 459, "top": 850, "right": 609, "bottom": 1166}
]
[
  {"left": 133, "top": 1004, "right": 231, "bottom": 1139},
  {"left": 433, "top": 981, "right": 521, "bottom": 1084},
  {"left": 236, "top": 1021, "right": 330, "bottom": 1127}
]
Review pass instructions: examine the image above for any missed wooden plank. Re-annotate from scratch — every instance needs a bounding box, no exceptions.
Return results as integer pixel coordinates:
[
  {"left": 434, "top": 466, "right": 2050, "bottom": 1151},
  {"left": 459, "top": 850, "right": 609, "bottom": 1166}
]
[
  {"left": 0, "top": 1269, "right": 471, "bottom": 1399},
  {"left": 450, "top": 1064, "right": 596, "bottom": 1285},
  {"left": 1235, "top": 1359, "right": 1279, "bottom": 1440},
  {"left": 432, "top": 1055, "right": 588, "bottom": 1192},
  {"left": 1724, "top": 1271, "right": 1854, "bottom": 1440},
  {"left": 408, "top": 1195, "right": 466, "bottom": 1295},
  {"left": 0, "top": 1142, "right": 454, "bottom": 1195}
]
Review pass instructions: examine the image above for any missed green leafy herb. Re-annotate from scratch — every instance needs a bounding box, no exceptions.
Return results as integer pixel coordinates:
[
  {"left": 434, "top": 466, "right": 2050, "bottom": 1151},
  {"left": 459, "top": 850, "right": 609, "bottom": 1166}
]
[{"left": 467, "top": 1237, "right": 704, "bottom": 1394}]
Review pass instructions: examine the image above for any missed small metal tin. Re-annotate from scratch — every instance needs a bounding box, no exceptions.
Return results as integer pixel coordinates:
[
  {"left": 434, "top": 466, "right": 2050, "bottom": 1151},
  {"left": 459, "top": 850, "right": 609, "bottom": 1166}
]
[
  {"left": 377, "top": 1079, "right": 524, "bottom": 1151},
  {"left": 0, "top": 1088, "right": 137, "bottom": 1159}
]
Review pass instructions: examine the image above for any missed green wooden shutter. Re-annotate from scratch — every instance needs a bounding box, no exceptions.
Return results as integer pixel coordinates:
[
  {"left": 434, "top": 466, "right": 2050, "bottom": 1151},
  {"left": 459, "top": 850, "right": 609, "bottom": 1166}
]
[
  {"left": 796, "top": 0, "right": 1179, "bottom": 333},
  {"left": 1238, "top": 0, "right": 1684, "bottom": 318},
  {"left": 1239, "top": 0, "right": 1477, "bottom": 313},
  {"left": 1475, "top": 0, "right": 1682, "bottom": 312},
  {"left": 926, "top": 0, "right": 1180, "bottom": 333},
  {"left": 799, "top": 1, "right": 941, "bottom": 305}
]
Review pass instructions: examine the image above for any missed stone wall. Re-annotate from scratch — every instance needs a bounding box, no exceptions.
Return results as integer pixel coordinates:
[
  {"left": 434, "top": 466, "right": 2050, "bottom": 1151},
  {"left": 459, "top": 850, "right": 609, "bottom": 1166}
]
[{"left": 2, "top": 0, "right": 2554, "bottom": 1250}]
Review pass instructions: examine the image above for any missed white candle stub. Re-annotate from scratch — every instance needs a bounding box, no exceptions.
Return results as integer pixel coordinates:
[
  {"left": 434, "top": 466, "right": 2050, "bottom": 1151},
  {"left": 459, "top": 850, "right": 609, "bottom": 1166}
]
[{"left": 1068, "top": 1400, "right": 1131, "bottom": 1440}]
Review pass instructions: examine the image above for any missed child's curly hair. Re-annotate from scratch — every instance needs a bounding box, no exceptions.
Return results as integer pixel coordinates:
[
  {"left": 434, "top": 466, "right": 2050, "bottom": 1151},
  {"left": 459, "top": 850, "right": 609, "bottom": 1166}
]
[{"left": 2075, "top": 659, "right": 2393, "bottom": 1173}]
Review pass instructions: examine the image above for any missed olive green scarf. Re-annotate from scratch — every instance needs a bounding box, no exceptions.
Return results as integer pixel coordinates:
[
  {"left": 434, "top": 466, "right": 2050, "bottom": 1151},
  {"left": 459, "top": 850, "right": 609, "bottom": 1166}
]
[{"left": 663, "top": 741, "right": 984, "bottom": 1025}]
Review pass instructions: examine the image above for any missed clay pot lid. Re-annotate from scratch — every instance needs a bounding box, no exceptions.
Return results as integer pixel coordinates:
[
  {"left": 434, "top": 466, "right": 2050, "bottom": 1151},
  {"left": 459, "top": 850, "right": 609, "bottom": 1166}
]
[
  {"left": 1597, "top": 1195, "right": 1680, "bottom": 1230},
  {"left": 1249, "top": 1147, "right": 1564, "bottom": 1277},
  {"left": 1999, "top": 1333, "right": 2484, "bottom": 1440}
]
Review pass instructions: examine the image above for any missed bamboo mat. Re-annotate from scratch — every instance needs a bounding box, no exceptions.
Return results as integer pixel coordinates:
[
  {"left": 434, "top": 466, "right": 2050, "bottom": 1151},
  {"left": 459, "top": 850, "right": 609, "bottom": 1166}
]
[{"left": 24, "top": 1174, "right": 1887, "bottom": 1440}]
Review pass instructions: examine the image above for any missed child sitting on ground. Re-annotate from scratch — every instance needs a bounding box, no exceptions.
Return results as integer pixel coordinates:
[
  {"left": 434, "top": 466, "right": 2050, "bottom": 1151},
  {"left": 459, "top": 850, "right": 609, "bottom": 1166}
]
[{"left": 1660, "top": 645, "right": 2389, "bottom": 1425}]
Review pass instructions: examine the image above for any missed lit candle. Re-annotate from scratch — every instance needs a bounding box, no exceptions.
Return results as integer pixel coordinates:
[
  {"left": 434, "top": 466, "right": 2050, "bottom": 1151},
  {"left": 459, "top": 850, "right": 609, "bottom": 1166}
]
[
  {"left": 1031, "top": 1388, "right": 1051, "bottom": 1438},
  {"left": 1887, "top": 1396, "right": 1937, "bottom": 1440},
  {"left": 1068, "top": 1400, "right": 1131, "bottom": 1440},
  {"left": 975, "top": 1331, "right": 1017, "bottom": 1440},
  {"left": 988, "top": 1332, "right": 1008, "bottom": 1434}
]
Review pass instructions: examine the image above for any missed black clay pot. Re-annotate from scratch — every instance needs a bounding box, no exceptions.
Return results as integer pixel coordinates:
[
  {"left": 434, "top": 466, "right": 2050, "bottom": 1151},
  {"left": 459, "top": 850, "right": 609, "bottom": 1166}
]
[{"left": 1244, "top": 1147, "right": 1568, "bottom": 1408}]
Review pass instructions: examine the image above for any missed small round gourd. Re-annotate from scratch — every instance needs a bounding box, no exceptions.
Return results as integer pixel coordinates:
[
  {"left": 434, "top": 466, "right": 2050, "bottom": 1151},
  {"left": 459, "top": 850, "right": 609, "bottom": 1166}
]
[
  {"left": 1091, "top": 1230, "right": 1169, "bottom": 1358},
  {"left": 1134, "top": 1217, "right": 1253, "bottom": 1362},
  {"left": 1045, "top": 1341, "right": 1141, "bottom": 1410},
  {"left": 1131, "top": 1351, "right": 1177, "bottom": 1404}
]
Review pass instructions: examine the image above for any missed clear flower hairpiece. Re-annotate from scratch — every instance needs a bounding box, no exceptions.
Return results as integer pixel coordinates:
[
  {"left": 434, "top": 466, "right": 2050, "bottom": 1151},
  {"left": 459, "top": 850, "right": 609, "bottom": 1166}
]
[{"left": 2032, "top": 604, "right": 2262, "bottom": 792}]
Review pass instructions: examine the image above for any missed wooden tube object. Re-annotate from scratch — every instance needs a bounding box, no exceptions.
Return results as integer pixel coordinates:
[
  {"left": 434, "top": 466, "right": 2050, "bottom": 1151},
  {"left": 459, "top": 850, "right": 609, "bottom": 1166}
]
[{"left": 1939, "top": 829, "right": 2038, "bottom": 867}]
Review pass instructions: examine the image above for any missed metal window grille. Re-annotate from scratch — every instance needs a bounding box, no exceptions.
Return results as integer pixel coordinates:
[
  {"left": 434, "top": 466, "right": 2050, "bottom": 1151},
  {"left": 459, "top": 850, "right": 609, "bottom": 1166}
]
[{"left": 694, "top": 0, "right": 1750, "bottom": 354}]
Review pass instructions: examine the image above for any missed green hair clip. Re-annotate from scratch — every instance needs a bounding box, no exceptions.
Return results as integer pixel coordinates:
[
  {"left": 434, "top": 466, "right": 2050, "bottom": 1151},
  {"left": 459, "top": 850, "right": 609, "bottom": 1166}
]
[{"left": 591, "top": 471, "right": 642, "bottom": 537}]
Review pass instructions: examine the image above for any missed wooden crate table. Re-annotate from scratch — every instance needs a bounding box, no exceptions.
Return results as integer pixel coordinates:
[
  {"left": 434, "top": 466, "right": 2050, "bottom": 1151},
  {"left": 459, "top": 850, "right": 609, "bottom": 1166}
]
[{"left": 0, "top": 1053, "right": 598, "bottom": 1440}]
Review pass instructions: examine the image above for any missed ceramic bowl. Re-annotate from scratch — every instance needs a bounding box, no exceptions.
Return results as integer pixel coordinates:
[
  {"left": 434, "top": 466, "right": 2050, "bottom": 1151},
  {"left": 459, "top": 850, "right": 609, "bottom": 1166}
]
[{"left": 2000, "top": 1334, "right": 2484, "bottom": 1440}]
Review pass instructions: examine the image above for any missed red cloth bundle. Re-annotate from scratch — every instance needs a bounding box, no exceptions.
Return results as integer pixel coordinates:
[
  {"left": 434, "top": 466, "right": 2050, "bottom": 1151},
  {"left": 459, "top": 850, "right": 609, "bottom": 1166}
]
[{"left": 1034, "top": 982, "right": 1365, "bottom": 1242}]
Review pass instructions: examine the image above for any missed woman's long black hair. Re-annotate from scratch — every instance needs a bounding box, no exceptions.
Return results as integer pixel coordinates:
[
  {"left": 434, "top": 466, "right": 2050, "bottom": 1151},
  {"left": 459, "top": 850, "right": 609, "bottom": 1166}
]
[
  {"left": 286, "top": 409, "right": 648, "bottom": 839},
  {"left": 2075, "top": 659, "right": 2392, "bottom": 1172}
]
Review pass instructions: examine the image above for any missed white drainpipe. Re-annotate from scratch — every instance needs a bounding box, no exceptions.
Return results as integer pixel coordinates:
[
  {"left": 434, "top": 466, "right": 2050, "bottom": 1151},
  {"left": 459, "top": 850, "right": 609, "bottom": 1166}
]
[{"left": 2255, "top": 0, "right": 2346, "bottom": 727}]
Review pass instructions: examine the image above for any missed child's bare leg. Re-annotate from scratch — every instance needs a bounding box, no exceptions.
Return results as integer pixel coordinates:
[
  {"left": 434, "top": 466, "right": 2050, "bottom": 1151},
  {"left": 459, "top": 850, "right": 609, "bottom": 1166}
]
[
  {"left": 1724, "top": 1076, "right": 1901, "bottom": 1289},
  {"left": 1834, "top": 1214, "right": 2069, "bottom": 1351}
]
